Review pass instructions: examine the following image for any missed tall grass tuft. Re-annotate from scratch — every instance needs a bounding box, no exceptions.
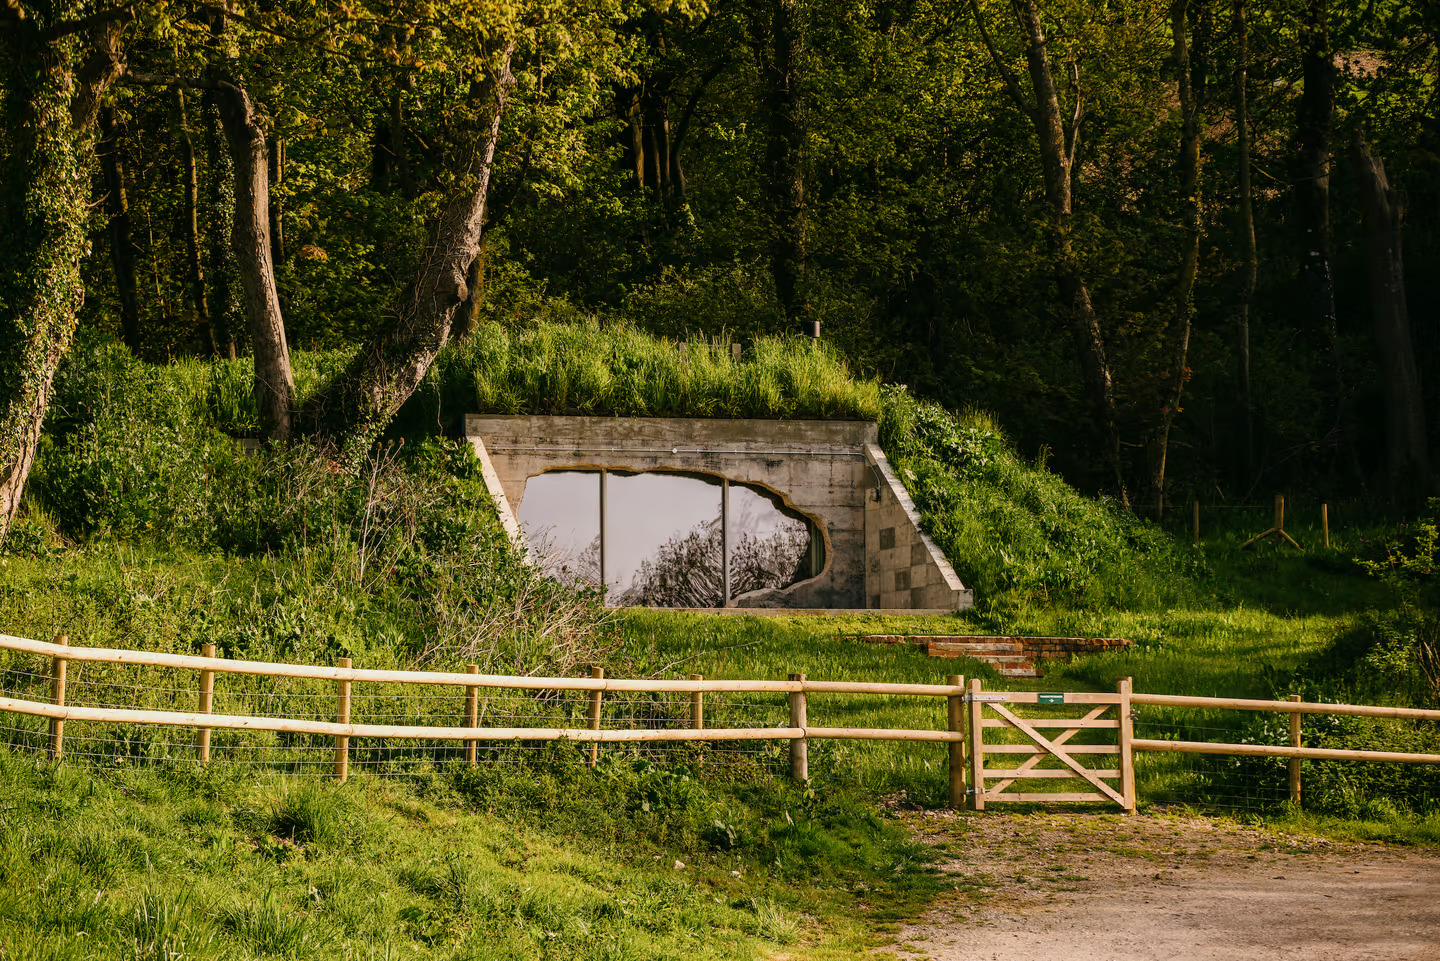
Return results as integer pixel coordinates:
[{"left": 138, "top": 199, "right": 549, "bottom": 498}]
[
  {"left": 420, "top": 319, "right": 882, "bottom": 423},
  {"left": 223, "top": 891, "right": 332, "bottom": 956}
]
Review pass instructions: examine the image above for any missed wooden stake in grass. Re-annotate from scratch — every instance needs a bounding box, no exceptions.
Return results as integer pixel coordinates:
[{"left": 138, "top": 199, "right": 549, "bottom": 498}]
[
  {"left": 48, "top": 635, "right": 68, "bottom": 761},
  {"left": 1321, "top": 504, "right": 1330, "bottom": 549},
  {"left": 788, "top": 673, "right": 808, "bottom": 783},
  {"left": 1192, "top": 500, "right": 1200, "bottom": 547},
  {"left": 1289, "top": 693, "right": 1302, "bottom": 806},
  {"left": 1241, "top": 494, "right": 1304, "bottom": 551},
  {"left": 947, "top": 674, "right": 965, "bottom": 811},
  {"left": 690, "top": 674, "right": 704, "bottom": 731},
  {"left": 1118, "top": 677, "right": 1136, "bottom": 813},
  {"left": 335, "top": 657, "right": 351, "bottom": 783},
  {"left": 196, "top": 643, "right": 215, "bottom": 763},
  {"left": 587, "top": 666, "right": 604, "bottom": 768},
  {"left": 465, "top": 664, "right": 479, "bottom": 765}
]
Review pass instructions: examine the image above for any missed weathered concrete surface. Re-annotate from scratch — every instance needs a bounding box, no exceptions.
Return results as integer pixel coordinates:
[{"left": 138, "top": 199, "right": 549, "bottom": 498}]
[{"left": 466, "top": 415, "right": 971, "bottom": 610}]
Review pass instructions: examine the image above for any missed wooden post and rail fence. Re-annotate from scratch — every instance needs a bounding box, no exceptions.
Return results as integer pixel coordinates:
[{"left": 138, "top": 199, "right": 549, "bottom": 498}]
[
  {"left": 1184, "top": 495, "right": 1334, "bottom": 551},
  {"left": 4, "top": 632, "right": 1439, "bottom": 811}
]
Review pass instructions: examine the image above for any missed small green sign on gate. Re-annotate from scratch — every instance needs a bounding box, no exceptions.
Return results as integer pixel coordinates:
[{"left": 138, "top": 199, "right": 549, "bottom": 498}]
[{"left": 1037, "top": 692, "right": 1066, "bottom": 704}]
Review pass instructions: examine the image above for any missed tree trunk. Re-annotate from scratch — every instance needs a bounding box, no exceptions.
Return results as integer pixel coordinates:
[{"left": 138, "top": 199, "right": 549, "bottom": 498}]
[
  {"left": 1151, "top": 0, "right": 1204, "bottom": 516},
  {"left": 390, "top": 87, "right": 412, "bottom": 197},
  {"left": 449, "top": 234, "right": 487, "bottom": 339},
  {"left": 1296, "top": 0, "right": 1343, "bottom": 398},
  {"left": 301, "top": 45, "right": 516, "bottom": 457},
  {"left": 174, "top": 87, "right": 216, "bottom": 354},
  {"left": 1351, "top": 130, "right": 1430, "bottom": 506},
  {"left": 762, "top": 0, "right": 806, "bottom": 324},
  {"left": 0, "top": 20, "right": 124, "bottom": 545},
  {"left": 989, "top": 0, "right": 1127, "bottom": 502},
  {"left": 1232, "top": 0, "right": 1256, "bottom": 481},
  {"left": 212, "top": 78, "right": 295, "bottom": 442},
  {"left": 268, "top": 134, "right": 285, "bottom": 265},
  {"left": 98, "top": 105, "right": 142, "bottom": 352},
  {"left": 203, "top": 91, "right": 241, "bottom": 359}
]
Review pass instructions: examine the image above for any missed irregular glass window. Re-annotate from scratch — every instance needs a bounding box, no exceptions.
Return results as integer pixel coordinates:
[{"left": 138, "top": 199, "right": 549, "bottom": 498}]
[
  {"left": 517, "top": 470, "right": 823, "bottom": 607},
  {"left": 727, "top": 483, "right": 823, "bottom": 600},
  {"left": 516, "top": 470, "right": 601, "bottom": 588},
  {"left": 609, "top": 472, "right": 723, "bottom": 608}
]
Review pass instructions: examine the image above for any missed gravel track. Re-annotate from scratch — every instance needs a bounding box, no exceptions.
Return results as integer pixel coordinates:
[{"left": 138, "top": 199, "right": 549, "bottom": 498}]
[{"left": 889, "top": 810, "right": 1440, "bottom": 961}]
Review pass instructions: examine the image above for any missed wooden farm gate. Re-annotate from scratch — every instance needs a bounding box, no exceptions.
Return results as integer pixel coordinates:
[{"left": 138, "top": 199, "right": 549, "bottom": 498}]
[{"left": 964, "top": 678, "right": 1136, "bottom": 811}]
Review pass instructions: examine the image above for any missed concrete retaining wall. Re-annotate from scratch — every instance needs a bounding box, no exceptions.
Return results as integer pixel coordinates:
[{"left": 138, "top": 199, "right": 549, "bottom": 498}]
[{"left": 465, "top": 414, "right": 971, "bottom": 611}]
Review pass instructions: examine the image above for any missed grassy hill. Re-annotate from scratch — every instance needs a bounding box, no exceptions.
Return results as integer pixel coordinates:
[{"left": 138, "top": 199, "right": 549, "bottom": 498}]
[{"left": 1, "top": 323, "right": 1438, "bottom": 960}]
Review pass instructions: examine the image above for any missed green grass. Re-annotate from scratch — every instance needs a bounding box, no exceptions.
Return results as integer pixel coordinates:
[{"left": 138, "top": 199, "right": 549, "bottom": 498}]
[
  {"left": 430, "top": 320, "right": 883, "bottom": 423},
  {"left": 0, "top": 746, "right": 945, "bottom": 960},
  {"left": 610, "top": 511, "right": 1439, "bottom": 834}
]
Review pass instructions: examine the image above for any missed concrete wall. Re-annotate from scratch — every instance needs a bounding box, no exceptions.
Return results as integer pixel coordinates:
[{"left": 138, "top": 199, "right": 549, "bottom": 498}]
[
  {"left": 466, "top": 415, "right": 971, "bottom": 611},
  {"left": 863, "top": 444, "right": 973, "bottom": 610}
]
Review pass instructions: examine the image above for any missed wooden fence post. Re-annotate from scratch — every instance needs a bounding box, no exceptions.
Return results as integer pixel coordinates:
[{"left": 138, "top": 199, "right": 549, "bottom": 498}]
[
  {"left": 946, "top": 674, "right": 965, "bottom": 811},
  {"left": 464, "top": 664, "right": 479, "bottom": 765},
  {"left": 1288, "top": 694, "right": 1302, "bottom": 806},
  {"left": 48, "top": 635, "right": 68, "bottom": 761},
  {"left": 690, "top": 674, "right": 704, "bottom": 730},
  {"left": 1275, "top": 493, "right": 1284, "bottom": 533},
  {"left": 788, "top": 673, "right": 808, "bottom": 783},
  {"left": 1118, "top": 677, "right": 1137, "bottom": 813},
  {"left": 967, "top": 677, "right": 985, "bottom": 810},
  {"left": 587, "top": 666, "right": 604, "bottom": 768},
  {"left": 1192, "top": 500, "right": 1200, "bottom": 547},
  {"left": 196, "top": 643, "right": 215, "bottom": 763},
  {"left": 1321, "top": 504, "right": 1330, "bottom": 549},
  {"left": 335, "top": 657, "right": 351, "bottom": 783}
]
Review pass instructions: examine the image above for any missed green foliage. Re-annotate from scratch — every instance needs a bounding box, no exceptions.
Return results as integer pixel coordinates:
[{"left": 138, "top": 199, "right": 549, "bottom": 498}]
[
  {"left": 10, "top": 335, "right": 612, "bottom": 676},
  {"left": 879, "top": 385, "right": 1205, "bottom": 612}
]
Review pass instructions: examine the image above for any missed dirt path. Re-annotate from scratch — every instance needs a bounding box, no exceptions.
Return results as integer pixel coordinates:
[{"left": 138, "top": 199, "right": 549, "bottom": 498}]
[{"left": 890, "top": 810, "right": 1440, "bottom": 961}]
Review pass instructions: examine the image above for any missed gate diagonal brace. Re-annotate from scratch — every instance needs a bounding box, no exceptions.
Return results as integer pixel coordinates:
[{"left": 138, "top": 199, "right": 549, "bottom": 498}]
[
  {"left": 989, "top": 703, "right": 1126, "bottom": 807},
  {"left": 988, "top": 705, "right": 1109, "bottom": 794}
]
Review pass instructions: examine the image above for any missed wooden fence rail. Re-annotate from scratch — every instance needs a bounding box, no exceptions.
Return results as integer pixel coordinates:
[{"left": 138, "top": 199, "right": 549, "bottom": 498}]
[{"left": 2, "top": 633, "right": 1438, "bottom": 811}]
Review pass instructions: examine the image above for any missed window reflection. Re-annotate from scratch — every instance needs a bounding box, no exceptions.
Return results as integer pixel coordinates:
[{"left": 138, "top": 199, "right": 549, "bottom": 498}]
[
  {"left": 516, "top": 471, "right": 600, "bottom": 588},
  {"left": 517, "top": 469, "right": 823, "bottom": 607},
  {"left": 609, "top": 472, "right": 722, "bottom": 607},
  {"left": 728, "top": 484, "right": 821, "bottom": 600}
]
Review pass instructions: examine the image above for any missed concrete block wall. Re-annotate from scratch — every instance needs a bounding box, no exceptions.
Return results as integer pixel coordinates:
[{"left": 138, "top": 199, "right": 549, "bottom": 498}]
[{"left": 863, "top": 444, "right": 973, "bottom": 611}]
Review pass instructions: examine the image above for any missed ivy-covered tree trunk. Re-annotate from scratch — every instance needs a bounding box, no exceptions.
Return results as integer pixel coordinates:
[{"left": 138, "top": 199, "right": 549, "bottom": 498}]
[
  {"left": 301, "top": 44, "right": 516, "bottom": 458},
  {"left": 0, "top": 15, "right": 123, "bottom": 544},
  {"left": 202, "top": 89, "right": 241, "bottom": 359}
]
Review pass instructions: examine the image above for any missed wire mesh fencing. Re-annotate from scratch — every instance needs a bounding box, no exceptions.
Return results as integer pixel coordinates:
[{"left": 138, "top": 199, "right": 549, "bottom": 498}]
[{"left": 0, "top": 644, "right": 801, "bottom": 780}]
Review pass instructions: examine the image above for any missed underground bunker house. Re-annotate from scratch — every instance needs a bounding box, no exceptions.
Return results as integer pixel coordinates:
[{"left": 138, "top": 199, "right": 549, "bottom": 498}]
[{"left": 467, "top": 415, "right": 973, "bottom": 612}]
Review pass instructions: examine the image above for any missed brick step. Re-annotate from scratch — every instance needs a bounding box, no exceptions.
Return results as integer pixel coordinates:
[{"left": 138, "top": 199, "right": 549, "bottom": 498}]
[
  {"left": 926, "top": 642, "right": 1024, "bottom": 654},
  {"left": 998, "top": 666, "right": 1041, "bottom": 678},
  {"left": 925, "top": 649, "right": 1033, "bottom": 664}
]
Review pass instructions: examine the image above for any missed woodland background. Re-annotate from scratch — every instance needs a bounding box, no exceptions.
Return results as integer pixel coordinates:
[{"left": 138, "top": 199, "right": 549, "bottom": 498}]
[{"left": 3, "top": 0, "right": 1438, "bottom": 536}]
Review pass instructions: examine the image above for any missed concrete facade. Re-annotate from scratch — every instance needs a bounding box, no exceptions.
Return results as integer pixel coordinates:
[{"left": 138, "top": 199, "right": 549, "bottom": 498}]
[{"left": 465, "top": 414, "right": 971, "bottom": 611}]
